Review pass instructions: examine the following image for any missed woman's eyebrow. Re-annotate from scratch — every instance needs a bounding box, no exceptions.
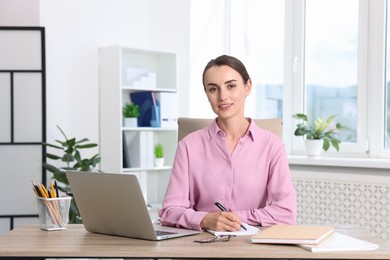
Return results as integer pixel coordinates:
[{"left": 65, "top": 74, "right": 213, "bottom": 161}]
[
  {"left": 206, "top": 79, "right": 237, "bottom": 88},
  {"left": 224, "top": 79, "right": 237, "bottom": 84},
  {"left": 206, "top": 83, "right": 219, "bottom": 88}
]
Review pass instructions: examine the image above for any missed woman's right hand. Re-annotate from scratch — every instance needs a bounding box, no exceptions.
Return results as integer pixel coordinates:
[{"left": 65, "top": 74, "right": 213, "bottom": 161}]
[{"left": 200, "top": 211, "right": 242, "bottom": 231}]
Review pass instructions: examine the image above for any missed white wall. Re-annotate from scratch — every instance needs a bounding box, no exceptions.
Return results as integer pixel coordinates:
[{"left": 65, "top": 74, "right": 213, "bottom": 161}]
[
  {"left": 0, "top": 0, "right": 40, "bottom": 25},
  {"left": 0, "top": 0, "right": 190, "bottom": 233},
  {"left": 1, "top": 0, "right": 191, "bottom": 150},
  {"left": 38, "top": 0, "right": 190, "bottom": 157}
]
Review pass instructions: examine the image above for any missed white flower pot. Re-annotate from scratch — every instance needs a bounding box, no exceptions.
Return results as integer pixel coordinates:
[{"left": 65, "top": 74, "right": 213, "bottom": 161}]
[
  {"left": 154, "top": 158, "right": 164, "bottom": 167},
  {"left": 305, "top": 139, "right": 324, "bottom": 157},
  {"left": 124, "top": 117, "right": 138, "bottom": 127}
]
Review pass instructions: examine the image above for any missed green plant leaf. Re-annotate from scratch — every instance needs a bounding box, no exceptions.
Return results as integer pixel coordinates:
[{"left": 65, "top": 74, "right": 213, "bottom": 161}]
[
  {"left": 75, "top": 138, "right": 89, "bottom": 144},
  {"left": 53, "top": 171, "right": 69, "bottom": 185},
  {"left": 75, "top": 143, "right": 98, "bottom": 149},
  {"left": 45, "top": 153, "right": 62, "bottom": 160},
  {"left": 42, "top": 142, "right": 63, "bottom": 149},
  {"left": 292, "top": 113, "right": 308, "bottom": 121},
  {"left": 331, "top": 139, "right": 341, "bottom": 151},
  {"left": 323, "top": 139, "right": 330, "bottom": 151},
  {"left": 325, "top": 114, "right": 337, "bottom": 124},
  {"left": 42, "top": 163, "right": 60, "bottom": 173}
]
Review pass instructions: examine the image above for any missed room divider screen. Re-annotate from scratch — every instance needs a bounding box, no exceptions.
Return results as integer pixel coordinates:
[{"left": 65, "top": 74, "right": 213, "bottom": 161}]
[{"left": 0, "top": 27, "right": 46, "bottom": 234}]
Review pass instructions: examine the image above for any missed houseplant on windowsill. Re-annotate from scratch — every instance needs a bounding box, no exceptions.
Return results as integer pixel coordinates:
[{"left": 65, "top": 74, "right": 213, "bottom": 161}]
[
  {"left": 292, "top": 113, "right": 348, "bottom": 156},
  {"left": 123, "top": 102, "right": 140, "bottom": 127},
  {"left": 154, "top": 143, "right": 164, "bottom": 167},
  {"left": 42, "top": 125, "right": 101, "bottom": 223}
]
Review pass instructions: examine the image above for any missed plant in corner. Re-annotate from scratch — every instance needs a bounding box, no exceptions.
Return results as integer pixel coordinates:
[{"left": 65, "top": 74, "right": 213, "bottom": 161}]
[
  {"left": 292, "top": 113, "right": 348, "bottom": 152},
  {"left": 42, "top": 125, "right": 101, "bottom": 223}
]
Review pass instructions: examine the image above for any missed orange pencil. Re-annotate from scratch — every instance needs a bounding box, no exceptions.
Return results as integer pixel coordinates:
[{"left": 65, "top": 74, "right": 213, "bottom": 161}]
[{"left": 50, "top": 181, "right": 56, "bottom": 198}]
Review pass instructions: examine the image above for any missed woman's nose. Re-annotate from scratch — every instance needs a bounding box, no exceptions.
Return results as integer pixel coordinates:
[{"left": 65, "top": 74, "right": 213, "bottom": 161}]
[{"left": 219, "top": 89, "right": 227, "bottom": 101}]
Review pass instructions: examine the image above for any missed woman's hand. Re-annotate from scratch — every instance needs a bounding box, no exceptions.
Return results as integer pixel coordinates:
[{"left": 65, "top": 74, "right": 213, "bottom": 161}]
[{"left": 200, "top": 211, "right": 242, "bottom": 231}]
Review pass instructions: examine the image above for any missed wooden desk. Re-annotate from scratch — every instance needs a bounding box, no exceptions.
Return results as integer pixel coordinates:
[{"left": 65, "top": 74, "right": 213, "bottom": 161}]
[{"left": 0, "top": 224, "right": 389, "bottom": 259}]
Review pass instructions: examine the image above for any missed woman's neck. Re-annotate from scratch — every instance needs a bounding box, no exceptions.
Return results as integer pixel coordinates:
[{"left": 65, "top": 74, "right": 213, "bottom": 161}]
[{"left": 217, "top": 117, "right": 250, "bottom": 140}]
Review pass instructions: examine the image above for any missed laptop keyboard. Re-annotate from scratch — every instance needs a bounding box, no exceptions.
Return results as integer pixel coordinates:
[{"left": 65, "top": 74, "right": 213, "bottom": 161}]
[{"left": 155, "top": 230, "right": 178, "bottom": 236}]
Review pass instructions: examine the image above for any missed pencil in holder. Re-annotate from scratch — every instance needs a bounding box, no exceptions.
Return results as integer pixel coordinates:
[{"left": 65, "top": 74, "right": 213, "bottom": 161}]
[{"left": 36, "top": 196, "right": 71, "bottom": 231}]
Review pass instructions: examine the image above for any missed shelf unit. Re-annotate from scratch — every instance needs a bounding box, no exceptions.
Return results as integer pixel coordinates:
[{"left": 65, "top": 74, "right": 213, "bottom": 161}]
[{"left": 99, "top": 45, "right": 178, "bottom": 208}]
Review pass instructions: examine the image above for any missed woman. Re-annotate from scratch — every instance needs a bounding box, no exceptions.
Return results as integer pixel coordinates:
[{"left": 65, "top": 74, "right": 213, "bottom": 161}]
[{"left": 159, "top": 55, "right": 296, "bottom": 231}]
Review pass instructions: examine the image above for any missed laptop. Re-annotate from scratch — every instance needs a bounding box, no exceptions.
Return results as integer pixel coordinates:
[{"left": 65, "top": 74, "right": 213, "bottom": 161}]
[{"left": 66, "top": 171, "right": 202, "bottom": 240}]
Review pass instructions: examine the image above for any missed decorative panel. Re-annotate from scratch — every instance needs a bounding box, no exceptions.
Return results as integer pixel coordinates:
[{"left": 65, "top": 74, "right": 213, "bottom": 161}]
[
  {"left": 0, "top": 73, "right": 11, "bottom": 142},
  {"left": 293, "top": 177, "right": 390, "bottom": 241},
  {"left": 13, "top": 73, "right": 42, "bottom": 142},
  {"left": 0, "top": 30, "right": 41, "bottom": 70},
  {"left": 0, "top": 27, "right": 45, "bottom": 234}
]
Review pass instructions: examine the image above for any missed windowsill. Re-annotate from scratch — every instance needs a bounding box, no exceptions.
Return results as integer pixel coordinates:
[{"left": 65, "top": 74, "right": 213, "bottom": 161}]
[{"left": 288, "top": 155, "right": 390, "bottom": 169}]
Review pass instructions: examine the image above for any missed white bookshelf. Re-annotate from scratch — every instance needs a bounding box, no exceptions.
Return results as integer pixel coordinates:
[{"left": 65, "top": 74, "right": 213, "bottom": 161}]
[{"left": 99, "top": 45, "right": 178, "bottom": 207}]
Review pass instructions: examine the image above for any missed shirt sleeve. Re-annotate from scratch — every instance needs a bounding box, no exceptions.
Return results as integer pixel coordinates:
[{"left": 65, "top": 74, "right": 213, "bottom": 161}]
[
  {"left": 158, "top": 140, "right": 207, "bottom": 231},
  {"left": 235, "top": 143, "right": 297, "bottom": 226}
]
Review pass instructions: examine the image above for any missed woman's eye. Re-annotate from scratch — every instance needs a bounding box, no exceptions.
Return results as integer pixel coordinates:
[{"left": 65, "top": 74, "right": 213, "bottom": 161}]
[
  {"left": 208, "top": 87, "right": 217, "bottom": 93},
  {"left": 227, "top": 83, "right": 236, "bottom": 89}
]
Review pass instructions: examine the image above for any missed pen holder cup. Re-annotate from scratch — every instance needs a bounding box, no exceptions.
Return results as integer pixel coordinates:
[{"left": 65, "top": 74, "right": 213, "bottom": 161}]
[{"left": 36, "top": 196, "right": 72, "bottom": 231}]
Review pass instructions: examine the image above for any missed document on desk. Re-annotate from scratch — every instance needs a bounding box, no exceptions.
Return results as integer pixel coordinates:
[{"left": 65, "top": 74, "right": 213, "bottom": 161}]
[
  {"left": 207, "top": 223, "right": 259, "bottom": 236},
  {"left": 298, "top": 232, "right": 379, "bottom": 252}
]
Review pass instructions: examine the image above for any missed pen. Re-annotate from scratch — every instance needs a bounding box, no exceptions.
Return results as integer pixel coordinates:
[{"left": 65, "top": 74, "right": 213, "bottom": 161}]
[{"left": 214, "top": 202, "right": 247, "bottom": 231}]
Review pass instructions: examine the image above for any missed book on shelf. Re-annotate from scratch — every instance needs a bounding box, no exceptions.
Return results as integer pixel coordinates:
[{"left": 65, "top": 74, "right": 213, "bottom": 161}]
[
  {"left": 130, "top": 91, "right": 177, "bottom": 128},
  {"left": 130, "top": 91, "right": 158, "bottom": 127},
  {"left": 250, "top": 224, "right": 335, "bottom": 245},
  {"left": 156, "top": 92, "right": 177, "bottom": 127},
  {"left": 122, "top": 133, "right": 131, "bottom": 168},
  {"left": 298, "top": 232, "right": 379, "bottom": 252},
  {"left": 126, "top": 131, "right": 154, "bottom": 168}
]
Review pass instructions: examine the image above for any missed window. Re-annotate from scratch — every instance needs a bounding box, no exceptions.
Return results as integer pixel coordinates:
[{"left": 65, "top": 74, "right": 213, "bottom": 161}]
[
  {"left": 305, "top": 0, "right": 358, "bottom": 143},
  {"left": 229, "top": 0, "right": 285, "bottom": 119},
  {"left": 190, "top": 0, "right": 389, "bottom": 158}
]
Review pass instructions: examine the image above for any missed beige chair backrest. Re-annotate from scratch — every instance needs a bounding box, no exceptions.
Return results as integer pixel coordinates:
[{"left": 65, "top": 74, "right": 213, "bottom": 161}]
[{"left": 177, "top": 117, "right": 282, "bottom": 142}]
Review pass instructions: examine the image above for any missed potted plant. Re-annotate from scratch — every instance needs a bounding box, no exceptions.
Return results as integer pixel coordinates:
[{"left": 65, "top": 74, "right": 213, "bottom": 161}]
[
  {"left": 42, "top": 125, "right": 101, "bottom": 223},
  {"left": 292, "top": 113, "right": 347, "bottom": 156},
  {"left": 123, "top": 102, "right": 140, "bottom": 127},
  {"left": 154, "top": 143, "right": 164, "bottom": 167}
]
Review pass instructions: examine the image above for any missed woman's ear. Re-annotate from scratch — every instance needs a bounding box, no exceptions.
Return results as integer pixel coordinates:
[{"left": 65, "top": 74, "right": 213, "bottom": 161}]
[{"left": 245, "top": 79, "right": 252, "bottom": 96}]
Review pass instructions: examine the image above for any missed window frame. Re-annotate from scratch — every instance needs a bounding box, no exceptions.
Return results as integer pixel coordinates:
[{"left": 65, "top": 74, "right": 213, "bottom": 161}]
[{"left": 285, "top": 0, "right": 386, "bottom": 157}]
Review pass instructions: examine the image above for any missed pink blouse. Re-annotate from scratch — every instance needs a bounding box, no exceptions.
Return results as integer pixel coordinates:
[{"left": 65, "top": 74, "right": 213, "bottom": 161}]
[{"left": 159, "top": 118, "right": 297, "bottom": 231}]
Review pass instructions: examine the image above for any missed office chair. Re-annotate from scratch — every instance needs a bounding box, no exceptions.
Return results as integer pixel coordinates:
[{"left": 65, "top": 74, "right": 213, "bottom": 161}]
[{"left": 177, "top": 117, "right": 282, "bottom": 142}]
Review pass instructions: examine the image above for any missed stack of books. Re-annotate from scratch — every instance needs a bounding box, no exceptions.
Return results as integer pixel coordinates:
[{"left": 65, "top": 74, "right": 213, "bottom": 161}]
[{"left": 250, "top": 225, "right": 378, "bottom": 252}]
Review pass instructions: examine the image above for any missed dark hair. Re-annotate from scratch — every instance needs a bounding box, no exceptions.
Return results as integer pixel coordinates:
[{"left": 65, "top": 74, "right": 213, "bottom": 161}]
[{"left": 202, "top": 55, "right": 251, "bottom": 88}]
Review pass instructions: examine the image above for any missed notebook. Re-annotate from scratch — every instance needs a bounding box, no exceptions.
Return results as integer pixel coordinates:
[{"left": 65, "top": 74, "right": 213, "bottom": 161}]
[
  {"left": 66, "top": 171, "right": 202, "bottom": 241},
  {"left": 250, "top": 224, "right": 335, "bottom": 244},
  {"left": 207, "top": 223, "right": 259, "bottom": 236}
]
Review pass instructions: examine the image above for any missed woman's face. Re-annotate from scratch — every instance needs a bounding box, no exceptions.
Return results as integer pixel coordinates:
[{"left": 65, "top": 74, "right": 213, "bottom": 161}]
[{"left": 203, "top": 65, "right": 252, "bottom": 119}]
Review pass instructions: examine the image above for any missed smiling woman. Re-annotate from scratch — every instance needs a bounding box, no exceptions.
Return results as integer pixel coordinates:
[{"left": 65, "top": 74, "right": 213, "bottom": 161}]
[{"left": 159, "top": 55, "right": 297, "bottom": 232}]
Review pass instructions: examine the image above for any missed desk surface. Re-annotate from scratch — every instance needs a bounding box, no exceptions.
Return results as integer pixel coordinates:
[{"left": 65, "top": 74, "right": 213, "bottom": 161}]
[{"left": 0, "top": 224, "right": 389, "bottom": 259}]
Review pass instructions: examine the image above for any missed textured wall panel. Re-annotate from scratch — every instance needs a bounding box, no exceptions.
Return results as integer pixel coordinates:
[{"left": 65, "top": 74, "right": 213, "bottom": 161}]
[{"left": 293, "top": 177, "right": 390, "bottom": 241}]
